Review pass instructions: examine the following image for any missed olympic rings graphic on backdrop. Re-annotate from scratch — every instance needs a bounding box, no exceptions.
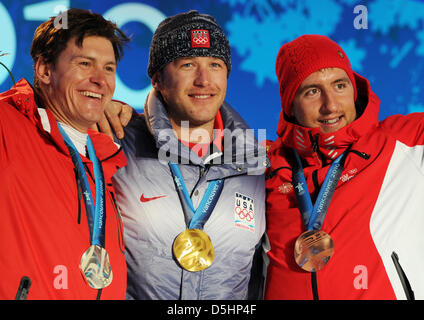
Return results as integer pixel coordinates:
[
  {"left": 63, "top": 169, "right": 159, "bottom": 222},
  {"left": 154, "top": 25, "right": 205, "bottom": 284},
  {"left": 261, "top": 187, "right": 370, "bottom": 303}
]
[{"left": 235, "top": 206, "right": 253, "bottom": 222}]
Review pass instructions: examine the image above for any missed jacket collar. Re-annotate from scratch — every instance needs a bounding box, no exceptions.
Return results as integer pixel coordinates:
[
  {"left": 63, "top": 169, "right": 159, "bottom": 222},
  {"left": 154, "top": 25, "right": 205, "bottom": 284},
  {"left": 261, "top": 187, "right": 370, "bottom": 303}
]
[
  {"left": 273, "top": 72, "right": 380, "bottom": 167},
  {"left": 0, "top": 78, "right": 126, "bottom": 168}
]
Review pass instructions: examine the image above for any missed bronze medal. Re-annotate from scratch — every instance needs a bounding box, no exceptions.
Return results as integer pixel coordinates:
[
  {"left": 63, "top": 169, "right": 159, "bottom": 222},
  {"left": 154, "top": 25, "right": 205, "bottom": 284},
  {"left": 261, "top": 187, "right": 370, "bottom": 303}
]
[
  {"left": 80, "top": 245, "right": 113, "bottom": 289},
  {"left": 173, "top": 229, "right": 214, "bottom": 272},
  {"left": 294, "top": 230, "right": 334, "bottom": 272}
]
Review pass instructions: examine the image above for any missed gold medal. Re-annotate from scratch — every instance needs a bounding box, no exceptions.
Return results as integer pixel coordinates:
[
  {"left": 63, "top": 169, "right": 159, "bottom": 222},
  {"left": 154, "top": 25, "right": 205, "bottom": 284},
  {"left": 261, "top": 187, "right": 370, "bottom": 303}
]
[
  {"left": 294, "top": 230, "right": 334, "bottom": 272},
  {"left": 80, "top": 245, "right": 113, "bottom": 289},
  {"left": 173, "top": 229, "right": 214, "bottom": 272}
]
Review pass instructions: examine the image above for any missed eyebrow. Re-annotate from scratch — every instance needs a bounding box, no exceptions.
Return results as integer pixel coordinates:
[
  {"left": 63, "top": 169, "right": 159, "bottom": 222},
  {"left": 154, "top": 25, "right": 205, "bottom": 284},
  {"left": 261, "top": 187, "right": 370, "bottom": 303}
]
[
  {"left": 297, "top": 77, "right": 351, "bottom": 95},
  {"left": 72, "top": 55, "right": 116, "bottom": 66},
  {"left": 333, "top": 77, "right": 351, "bottom": 84}
]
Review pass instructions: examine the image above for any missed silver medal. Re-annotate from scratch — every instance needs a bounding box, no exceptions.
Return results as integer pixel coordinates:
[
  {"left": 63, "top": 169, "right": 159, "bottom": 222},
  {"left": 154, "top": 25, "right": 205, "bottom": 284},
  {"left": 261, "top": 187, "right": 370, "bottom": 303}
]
[{"left": 80, "top": 245, "right": 113, "bottom": 289}]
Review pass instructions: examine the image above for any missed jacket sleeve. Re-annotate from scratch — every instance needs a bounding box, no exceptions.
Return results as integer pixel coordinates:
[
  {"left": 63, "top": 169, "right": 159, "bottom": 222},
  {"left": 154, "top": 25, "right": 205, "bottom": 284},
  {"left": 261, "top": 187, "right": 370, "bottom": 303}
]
[{"left": 380, "top": 113, "right": 424, "bottom": 147}]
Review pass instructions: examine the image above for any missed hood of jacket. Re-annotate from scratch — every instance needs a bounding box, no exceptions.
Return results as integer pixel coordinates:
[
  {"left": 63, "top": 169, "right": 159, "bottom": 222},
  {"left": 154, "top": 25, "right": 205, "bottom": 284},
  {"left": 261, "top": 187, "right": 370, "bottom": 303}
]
[
  {"left": 142, "top": 88, "right": 267, "bottom": 176},
  {"left": 271, "top": 72, "right": 380, "bottom": 168}
]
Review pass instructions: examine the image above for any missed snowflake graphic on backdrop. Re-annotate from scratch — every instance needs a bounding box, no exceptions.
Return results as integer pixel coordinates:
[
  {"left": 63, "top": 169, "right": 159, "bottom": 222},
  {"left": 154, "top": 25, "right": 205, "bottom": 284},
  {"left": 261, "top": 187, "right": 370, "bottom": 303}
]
[{"left": 221, "top": 0, "right": 424, "bottom": 114}]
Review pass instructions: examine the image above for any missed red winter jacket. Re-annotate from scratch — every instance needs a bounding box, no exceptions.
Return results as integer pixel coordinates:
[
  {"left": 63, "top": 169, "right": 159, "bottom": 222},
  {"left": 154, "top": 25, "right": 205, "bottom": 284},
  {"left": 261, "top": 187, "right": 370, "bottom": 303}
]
[
  {"left": 265, "top": 72, "right": 424, "bottom": 300},
  {"left": 0, "top": 79, "right": 127, "bottom": 299}
]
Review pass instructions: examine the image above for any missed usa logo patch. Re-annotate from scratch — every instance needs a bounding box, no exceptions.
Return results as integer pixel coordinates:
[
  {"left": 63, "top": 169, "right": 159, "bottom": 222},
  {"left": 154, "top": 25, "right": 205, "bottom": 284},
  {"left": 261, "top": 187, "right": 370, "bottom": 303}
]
[
  {"left": 234, "top": 192, "right": 255, "bottom": 232},
  {"left": 191, "top": 29, "right": 210, "bottom": 48}
]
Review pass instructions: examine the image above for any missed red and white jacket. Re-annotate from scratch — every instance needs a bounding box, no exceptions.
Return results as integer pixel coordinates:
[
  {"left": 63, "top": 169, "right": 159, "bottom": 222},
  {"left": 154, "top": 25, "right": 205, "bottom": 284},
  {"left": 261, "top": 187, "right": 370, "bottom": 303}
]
[
  {"left": 0, "top": 79, "right": 127, "bottom": 299},
  {"left": 265, "top": 72, "right": 424, "bottom": 299}
]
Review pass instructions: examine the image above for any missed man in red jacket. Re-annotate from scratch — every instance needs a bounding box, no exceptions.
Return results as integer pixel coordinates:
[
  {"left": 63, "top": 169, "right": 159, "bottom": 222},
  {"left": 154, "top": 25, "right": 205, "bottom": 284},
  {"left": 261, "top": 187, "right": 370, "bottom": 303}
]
[
  {"left": 0, "top": 8, "right": 129, "bottom": 299},
  {"left": 266, "top": 34, "right": 424, "bottom": 299}
]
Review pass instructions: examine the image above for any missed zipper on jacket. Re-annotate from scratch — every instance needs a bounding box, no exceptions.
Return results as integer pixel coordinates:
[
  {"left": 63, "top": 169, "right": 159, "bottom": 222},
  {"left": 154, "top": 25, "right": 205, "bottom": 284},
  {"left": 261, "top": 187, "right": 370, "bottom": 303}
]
[
  {"left": 189, "top": 165, "right": 210, "bottom": 198},
  {"left": 312, "top": 169, "right": 320, "bottom": 201},
  {"left": 308, "top": 132, "right": 319, "bottom": 153},
  {"left": 349, "top": 149, "right": 371, "bottom": 160},
  {"left": 310, "top": 170, "right": 320, "bottom": 300},
  {"left": 15, "top": 276, "right": 31, "bottom": 300},
  {"left": 391, "top": 251, "right": 415, "bottom": 300},
  {"left": 311, "top": 272, "right": 319, "bottom": 300},
  {"left": 178, "top": 165, "right": 210, "bottom": 299},
  {"left": 74, "top": 167, "right": 82, "bottom": 224},
  {"left": 107, "top": 186, "right": 126, "bottom": 254},
  {"left": 199, "top": 166, "right": 206, "bottom": 179}
]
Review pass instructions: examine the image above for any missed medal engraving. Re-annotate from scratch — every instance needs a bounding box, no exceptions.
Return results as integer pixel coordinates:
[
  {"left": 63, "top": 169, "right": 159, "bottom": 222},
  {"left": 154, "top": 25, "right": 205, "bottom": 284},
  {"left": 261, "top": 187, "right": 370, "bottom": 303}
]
[
  {"left": 294, "top": 230, "right": 334, "bottom": 272},
  {"left": 173, "top": 229, "right": 214, "bottom": 272},
  {"left": 80, "top": 245, "right": 113, "bottom": 289}
]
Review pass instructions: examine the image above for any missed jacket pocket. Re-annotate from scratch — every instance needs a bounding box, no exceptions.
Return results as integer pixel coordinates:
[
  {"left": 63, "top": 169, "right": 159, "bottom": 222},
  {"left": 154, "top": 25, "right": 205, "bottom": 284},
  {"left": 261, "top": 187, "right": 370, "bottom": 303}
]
[{"left": 391, "top": 251, "right": 415, "bottom": 300}]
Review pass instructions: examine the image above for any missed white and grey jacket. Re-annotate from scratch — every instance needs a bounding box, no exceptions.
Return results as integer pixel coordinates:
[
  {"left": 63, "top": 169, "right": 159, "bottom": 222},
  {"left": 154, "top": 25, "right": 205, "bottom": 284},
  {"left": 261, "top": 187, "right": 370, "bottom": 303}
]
[{"left": 112, "top": 89, "right": 267, "bottom": 300}]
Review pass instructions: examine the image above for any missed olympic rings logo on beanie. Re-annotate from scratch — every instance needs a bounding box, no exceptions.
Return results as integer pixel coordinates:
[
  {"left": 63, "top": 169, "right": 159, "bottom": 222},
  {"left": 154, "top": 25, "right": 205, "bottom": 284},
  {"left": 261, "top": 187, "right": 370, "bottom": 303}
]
[
  {"left": 191, "top": 30, "right": 210, "bottom": 48},
  {"left": 275, "top": 35, "right": 357, "bottom": 117},
  {"left": 147, "top": 10, "right": 232, "bottom": 78}
]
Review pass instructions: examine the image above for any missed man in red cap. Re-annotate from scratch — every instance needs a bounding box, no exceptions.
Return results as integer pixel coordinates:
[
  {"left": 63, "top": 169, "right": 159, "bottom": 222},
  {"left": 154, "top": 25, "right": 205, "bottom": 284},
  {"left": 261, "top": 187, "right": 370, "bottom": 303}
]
[{"left": 265, "top": 34, "right": 424, "bottom": 299}]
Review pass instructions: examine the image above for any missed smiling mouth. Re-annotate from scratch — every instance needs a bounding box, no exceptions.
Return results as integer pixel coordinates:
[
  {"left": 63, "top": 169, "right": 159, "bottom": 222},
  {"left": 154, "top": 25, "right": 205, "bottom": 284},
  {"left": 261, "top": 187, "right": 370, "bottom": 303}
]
[
  {"left": 188, "top": 94, "right": 214, "bottom": 99},
  {"left": 319, "top": 116, "right": 342, "bottom": 125},
  {"left": 79, "top": 91, "right": 102, "bottom": 100}
]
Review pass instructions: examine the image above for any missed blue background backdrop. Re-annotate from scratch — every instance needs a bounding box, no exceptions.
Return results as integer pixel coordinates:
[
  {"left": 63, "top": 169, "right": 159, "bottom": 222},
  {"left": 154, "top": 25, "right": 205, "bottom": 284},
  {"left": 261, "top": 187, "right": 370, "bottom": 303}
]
[{"left": 1, "top": 0, "right": 424, "bottom": 140}]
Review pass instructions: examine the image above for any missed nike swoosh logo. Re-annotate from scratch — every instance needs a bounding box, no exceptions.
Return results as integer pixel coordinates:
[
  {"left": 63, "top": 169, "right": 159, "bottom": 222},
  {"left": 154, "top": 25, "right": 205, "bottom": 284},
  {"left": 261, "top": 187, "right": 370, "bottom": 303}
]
[{"left": 140, "top": 193, "right": 167, "bottom": 203}]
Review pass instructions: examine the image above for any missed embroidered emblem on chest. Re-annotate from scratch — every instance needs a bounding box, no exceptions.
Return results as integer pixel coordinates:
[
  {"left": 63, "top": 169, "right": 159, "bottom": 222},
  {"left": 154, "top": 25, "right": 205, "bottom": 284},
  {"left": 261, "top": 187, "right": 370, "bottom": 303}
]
[
  {"left": 278, "top": 182, "right": 293, "bottom": 194},
  {"left": 234, "top": 192, "right": 255, "bottom": 232}
]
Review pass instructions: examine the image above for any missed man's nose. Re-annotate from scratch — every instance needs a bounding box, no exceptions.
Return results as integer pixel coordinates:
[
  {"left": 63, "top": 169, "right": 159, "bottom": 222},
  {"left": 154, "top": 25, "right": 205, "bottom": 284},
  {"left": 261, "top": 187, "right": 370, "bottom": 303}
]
[
  {"left": 90, "top": 67, "right": 107, "bottom": 87},
  {"left": 193, "top": 67, "right": 210, "bottom": 86},
  {"left": 320, "top": 90, "right": 339, "bottom": 114}
]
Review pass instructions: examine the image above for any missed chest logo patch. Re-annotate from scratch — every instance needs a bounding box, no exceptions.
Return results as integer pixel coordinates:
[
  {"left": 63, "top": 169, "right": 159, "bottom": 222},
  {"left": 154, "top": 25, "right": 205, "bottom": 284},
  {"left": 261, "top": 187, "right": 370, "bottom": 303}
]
[
  {"left": 234, "top": 192, "right": 255, "bottom": 232},
  {"left": 278, "top": 182, "right": 293, "bottom": 194}
]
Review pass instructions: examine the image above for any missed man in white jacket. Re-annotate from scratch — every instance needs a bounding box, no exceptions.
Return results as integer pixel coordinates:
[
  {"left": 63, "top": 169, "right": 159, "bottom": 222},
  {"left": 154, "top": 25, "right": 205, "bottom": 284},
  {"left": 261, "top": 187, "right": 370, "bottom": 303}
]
[{"left": 111, "top": 10, "right": 267, "bottom": 300}]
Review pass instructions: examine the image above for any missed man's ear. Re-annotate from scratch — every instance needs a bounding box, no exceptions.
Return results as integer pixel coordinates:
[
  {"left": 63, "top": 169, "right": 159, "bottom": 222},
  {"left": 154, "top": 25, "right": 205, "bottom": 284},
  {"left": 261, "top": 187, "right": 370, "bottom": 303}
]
[
  {"left": 151, "top": 72, "right": 162, "bottom": 90},
  {"left": 35, "top": 57, "right": 52, "bottom": 86}
]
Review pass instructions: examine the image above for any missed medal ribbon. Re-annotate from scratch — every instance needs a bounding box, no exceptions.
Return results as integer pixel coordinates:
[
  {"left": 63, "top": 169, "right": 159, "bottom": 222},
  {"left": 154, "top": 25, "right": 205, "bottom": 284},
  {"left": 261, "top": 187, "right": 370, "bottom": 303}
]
[
  {"left": 169, "top": 163, "right": 224, "bottom": 230},
  {"left": 292, "top": 149, "right": 348, "bottom": 231},
  {"left": 58, "top": 124, "right": 106, "bottom": 247}
]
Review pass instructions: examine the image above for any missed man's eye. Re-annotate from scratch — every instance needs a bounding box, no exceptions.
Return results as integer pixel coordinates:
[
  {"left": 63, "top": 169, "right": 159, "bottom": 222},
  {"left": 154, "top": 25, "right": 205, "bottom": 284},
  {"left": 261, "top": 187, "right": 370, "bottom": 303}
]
[
  {"left": 336, "top": 83, "right": 347, "bottom": 90},
  {"left": 306, "top": 88, "right": 319, "bottom": 96},
  {"left": 79, "top": 61, "right": 90, "bottom": 67},
  {"left": 106, "top": 66, "right": 116, "bottom": 72}
]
